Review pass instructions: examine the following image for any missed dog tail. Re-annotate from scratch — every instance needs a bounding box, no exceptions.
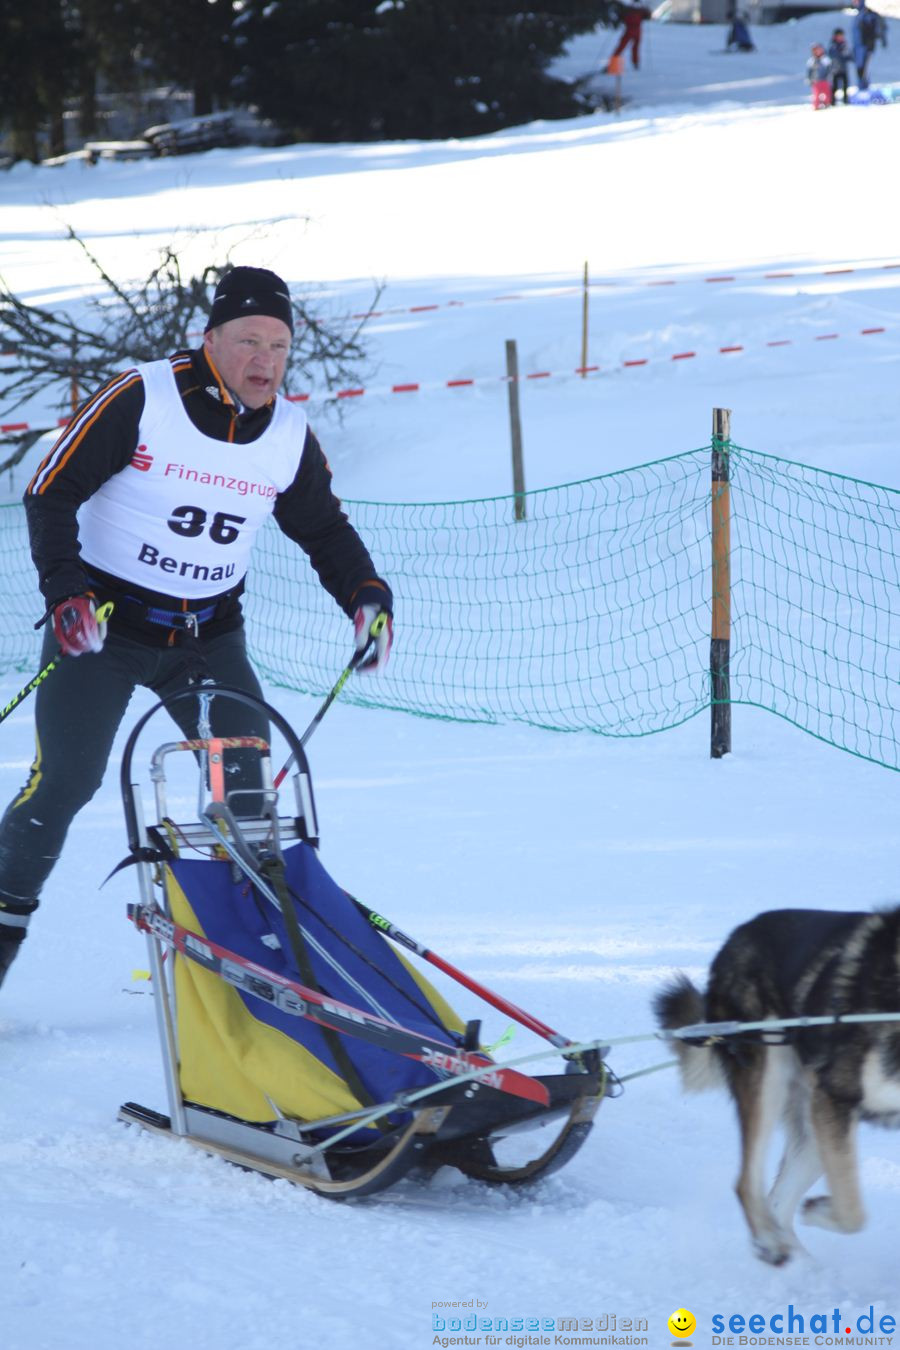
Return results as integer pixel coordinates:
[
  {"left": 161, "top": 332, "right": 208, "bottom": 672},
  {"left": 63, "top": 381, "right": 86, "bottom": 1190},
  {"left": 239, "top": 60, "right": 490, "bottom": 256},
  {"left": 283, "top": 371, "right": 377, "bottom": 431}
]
[{"left": 653, "top": 974, "right": 725, "bottom": 1093}]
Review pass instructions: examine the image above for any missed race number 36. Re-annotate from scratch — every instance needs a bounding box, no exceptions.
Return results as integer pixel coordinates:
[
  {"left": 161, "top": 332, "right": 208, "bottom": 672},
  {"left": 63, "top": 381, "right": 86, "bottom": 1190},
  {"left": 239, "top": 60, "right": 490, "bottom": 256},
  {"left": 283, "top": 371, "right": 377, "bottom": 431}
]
[{"left": 168, "top": 505, "right": 246, "bottom": 544}]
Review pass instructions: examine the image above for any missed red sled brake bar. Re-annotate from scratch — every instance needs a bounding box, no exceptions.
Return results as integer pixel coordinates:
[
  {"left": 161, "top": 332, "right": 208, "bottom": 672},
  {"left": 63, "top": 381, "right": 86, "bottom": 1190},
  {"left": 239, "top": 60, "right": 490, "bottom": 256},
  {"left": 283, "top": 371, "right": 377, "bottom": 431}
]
[
  {"left": 130, "top": 904, "right": 550, "bottom": 1108},
  {"left": 354, "top": 899, "right": 571, "bottom": 1049}
]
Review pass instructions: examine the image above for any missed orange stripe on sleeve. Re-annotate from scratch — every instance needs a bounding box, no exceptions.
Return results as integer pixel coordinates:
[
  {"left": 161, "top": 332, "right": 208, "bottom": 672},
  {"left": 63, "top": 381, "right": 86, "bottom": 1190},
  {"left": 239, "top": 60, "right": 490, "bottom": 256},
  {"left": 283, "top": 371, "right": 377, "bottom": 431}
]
[{"left": 27, "top": 371, "right": 143, "bottom": 495}]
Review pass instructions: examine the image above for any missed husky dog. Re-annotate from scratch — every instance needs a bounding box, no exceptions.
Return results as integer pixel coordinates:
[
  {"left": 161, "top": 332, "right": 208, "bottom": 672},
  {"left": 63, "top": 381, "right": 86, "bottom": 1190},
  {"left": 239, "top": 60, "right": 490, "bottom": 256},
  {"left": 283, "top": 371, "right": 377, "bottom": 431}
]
[{"left": 655, "top": 907, "right": 900, "bottom": 1265}]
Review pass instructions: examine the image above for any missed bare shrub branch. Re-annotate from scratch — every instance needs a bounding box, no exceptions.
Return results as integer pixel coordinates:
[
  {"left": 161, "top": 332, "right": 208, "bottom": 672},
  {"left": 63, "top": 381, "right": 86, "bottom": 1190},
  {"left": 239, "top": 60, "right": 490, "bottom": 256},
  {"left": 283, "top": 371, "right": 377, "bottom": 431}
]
[
  {"left": 0, "top": 429, "right": 46, "bottom": 477},
  {"left": 0, "top": 225, "right": 380, "bottom": 418}
]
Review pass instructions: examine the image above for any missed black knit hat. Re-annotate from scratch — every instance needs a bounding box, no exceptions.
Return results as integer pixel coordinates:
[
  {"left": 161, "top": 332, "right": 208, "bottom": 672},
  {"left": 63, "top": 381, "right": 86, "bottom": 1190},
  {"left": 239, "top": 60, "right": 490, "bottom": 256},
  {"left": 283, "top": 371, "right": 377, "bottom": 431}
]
[{"left": 205, "top": 266, "right": 294, "bottom": 335}]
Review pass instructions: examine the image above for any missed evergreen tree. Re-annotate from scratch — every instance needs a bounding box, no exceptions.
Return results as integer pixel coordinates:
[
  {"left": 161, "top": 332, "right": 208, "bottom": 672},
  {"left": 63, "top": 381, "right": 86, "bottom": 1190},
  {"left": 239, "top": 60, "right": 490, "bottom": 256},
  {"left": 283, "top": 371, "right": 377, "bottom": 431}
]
[
  {"left": 1, "top": 0, "right": 614, "bottom": 162},
  {"left": 137, "top": 0, "right": 242, "bottom": 115},
  {"left": 64, "top": 0, "right": 147, "bottom": 141},
  {"left": 234, "top": 0, "right": 613, "bottom": 142},
  {"left": 0, "top": 0, "right": 77, "bottom": 159}
]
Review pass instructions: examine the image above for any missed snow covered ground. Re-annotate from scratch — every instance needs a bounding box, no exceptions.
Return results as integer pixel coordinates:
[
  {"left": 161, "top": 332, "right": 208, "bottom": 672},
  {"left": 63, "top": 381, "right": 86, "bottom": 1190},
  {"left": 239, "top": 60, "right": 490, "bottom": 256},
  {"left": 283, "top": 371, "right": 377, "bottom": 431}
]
[{"left": 2, "top": 15, "right": 900, "bottom": 1350}]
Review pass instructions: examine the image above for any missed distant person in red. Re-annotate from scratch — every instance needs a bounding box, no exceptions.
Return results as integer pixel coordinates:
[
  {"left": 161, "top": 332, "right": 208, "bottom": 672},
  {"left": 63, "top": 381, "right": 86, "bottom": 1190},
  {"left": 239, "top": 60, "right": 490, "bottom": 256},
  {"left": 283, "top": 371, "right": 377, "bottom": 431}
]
[
  {"left": 608, "top": 4, "right": 652, "bottom": 71},
  {"left": 805, "top": 42, "right": 833, "bottom": 108}
]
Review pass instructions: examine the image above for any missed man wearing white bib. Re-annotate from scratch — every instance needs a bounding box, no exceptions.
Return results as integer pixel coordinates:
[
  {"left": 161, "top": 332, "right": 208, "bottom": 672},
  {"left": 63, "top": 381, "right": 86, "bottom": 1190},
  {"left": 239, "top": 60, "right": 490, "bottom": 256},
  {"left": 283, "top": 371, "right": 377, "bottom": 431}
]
[{"left": 0, "top": 266, "right": 393, "bottom": 988}]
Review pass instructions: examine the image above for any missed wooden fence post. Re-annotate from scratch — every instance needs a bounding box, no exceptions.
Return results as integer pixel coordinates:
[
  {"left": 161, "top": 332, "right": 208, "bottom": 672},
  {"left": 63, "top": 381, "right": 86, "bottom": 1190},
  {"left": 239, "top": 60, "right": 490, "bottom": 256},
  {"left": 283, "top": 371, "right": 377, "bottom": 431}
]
[
  {"left": 505, "top": 339, "right": 526, "bottom": 522},
  {"left": 710, "top": 406, "right": 732, "bottom": 758}
]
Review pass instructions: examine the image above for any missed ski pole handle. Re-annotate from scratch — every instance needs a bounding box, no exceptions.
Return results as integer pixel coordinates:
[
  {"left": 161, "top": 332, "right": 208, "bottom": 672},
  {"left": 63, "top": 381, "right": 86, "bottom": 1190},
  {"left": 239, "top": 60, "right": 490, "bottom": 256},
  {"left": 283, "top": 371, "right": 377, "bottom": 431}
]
[
  {"left": 355, "top": 609, "right": 387, "bottom": 672},
  {"left": 0, "top": 601, "right": 115, "bottom": 727}
]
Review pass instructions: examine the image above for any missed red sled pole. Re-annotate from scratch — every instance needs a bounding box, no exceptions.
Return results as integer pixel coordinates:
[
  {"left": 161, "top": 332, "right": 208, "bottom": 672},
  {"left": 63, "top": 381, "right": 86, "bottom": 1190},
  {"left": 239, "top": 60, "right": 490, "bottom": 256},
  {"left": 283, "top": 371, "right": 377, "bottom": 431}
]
[{"left": 350, "top": 897, "right": 573, "bottom": 1050}]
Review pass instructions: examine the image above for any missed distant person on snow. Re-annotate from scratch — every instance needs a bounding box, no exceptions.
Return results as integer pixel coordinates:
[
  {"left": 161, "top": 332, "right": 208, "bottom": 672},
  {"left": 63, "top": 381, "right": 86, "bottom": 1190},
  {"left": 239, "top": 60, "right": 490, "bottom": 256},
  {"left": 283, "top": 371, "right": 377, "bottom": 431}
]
[
  {"left": 608, "top": 4, "right": 652, "bottom": 71},
  {"left": 828, "top": 27, "right": 853, "bottom": 103},
  {"left": 806, "top": 43, "right": 833, "bottom": 108},
  {"left": 0, "top": 265, "right": 393, "bottom": 991},
  {"left": 852, "top": 0, "right": 887, "bottom": 90},
  {"left": 726, "top": 12, "right": 755, "bottom": 52}
]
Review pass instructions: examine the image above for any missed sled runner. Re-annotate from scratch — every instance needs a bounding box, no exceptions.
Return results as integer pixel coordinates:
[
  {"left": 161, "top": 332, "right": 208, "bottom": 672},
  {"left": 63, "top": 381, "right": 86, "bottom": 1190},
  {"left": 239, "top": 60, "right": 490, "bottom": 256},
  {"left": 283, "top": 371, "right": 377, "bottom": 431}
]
[{"left": 117, "top": 684, "right": 609, "bottom": 1197}]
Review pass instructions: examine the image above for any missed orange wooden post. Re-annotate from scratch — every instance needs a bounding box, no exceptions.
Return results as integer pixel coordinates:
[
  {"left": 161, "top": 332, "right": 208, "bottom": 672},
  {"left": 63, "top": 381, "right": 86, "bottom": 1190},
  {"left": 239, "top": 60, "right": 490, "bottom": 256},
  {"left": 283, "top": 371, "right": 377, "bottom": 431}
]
[
  {"left": 710, "top": 407, "right": 732, "bottom": 758},
  {"left": 607, "top": 53, "right": 624, "bottom": 112}
]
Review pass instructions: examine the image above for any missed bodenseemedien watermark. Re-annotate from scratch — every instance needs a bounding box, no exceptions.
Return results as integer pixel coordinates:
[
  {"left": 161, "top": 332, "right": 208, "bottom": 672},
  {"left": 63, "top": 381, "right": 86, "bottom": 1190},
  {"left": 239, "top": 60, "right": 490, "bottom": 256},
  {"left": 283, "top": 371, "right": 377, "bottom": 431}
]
[{"left": 431, "top": 1311, "right": 649, "bottom": 1346}]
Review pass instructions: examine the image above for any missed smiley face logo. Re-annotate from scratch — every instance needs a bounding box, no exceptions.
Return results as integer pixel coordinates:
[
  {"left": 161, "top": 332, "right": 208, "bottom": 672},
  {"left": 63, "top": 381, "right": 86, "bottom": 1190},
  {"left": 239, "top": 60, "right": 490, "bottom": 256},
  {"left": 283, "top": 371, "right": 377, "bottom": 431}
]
[{"left": 668, "top": 1308, "right": 696, "bottom": 1340}]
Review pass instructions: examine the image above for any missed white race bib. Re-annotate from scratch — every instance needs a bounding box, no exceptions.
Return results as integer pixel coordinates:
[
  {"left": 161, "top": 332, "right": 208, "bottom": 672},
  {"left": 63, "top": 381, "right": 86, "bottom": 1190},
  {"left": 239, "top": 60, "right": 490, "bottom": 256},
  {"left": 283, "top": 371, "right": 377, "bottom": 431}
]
[{"left": 79, "top": 357, "right": 307, "bottom": 598}]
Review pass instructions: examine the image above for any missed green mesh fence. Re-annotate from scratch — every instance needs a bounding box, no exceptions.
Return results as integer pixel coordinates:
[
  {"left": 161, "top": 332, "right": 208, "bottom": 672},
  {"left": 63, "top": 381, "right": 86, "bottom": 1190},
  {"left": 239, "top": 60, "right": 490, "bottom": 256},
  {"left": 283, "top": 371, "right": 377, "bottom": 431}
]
[
  {"left": 2, "top": 503, "right": 43, "bottom": 672},
  {"left": 728, "top": 448, "right": 900, "bottom": 768},
  {"left": 247, "top": 450, "right": 712, "bottom": 737},
  {"left": 2, "top": 444, "right": 900, "bottom": 769}
]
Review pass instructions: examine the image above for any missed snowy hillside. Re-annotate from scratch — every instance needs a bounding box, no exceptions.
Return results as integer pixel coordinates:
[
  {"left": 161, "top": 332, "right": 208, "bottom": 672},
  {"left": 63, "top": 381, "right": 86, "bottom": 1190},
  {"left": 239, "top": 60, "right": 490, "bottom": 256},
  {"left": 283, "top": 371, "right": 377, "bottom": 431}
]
[{"left": 2, "top": 16, "right": 900, "bottom": 1350}]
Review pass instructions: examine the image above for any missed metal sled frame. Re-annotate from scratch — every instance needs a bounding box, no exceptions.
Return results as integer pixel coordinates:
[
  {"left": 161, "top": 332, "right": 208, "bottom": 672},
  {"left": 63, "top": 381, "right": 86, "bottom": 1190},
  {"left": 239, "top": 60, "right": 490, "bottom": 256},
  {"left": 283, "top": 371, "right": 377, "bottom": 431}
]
[{"left": 118, "top": 684, "right": 607, "bottom": 1198}]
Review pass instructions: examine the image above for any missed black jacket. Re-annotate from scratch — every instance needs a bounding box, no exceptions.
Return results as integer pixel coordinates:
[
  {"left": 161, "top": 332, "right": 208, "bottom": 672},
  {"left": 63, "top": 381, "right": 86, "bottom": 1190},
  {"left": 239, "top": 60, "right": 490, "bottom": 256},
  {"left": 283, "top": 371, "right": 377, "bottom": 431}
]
[{"left": 24, "top": 348, "right": 392, "bottom": 646}]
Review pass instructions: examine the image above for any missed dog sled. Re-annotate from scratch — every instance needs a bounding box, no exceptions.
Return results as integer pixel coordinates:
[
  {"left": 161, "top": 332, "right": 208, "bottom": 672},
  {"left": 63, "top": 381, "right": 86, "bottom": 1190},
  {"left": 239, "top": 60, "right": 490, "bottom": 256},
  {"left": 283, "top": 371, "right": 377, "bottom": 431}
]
[{"left": 117, "top": 683, "right": 610, "bottom": 1198}]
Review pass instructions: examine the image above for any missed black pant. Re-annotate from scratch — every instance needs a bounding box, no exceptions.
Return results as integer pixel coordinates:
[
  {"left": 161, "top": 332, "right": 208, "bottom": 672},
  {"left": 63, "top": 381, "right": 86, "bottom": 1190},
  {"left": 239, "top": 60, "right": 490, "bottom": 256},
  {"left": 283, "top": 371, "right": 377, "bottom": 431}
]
[
  {"left": 0, "top": 624, "right": 267, "bottom": 914},
  {"left": 831, "top": 71, "right": 849, "bottom": 103}
]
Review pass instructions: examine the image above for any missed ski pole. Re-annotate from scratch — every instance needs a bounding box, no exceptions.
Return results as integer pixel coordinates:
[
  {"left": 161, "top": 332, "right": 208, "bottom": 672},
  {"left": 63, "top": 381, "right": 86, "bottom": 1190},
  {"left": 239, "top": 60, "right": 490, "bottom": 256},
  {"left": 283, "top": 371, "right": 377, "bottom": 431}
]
[
  {"left": 273, "top": 611, "right": 386, "bottom": 789},
  {"left": 350, "top": 897, "right": 574, "bottom": 1051},
  {"left": 0, "top": 601, "right": 114, "bottom": 727}
]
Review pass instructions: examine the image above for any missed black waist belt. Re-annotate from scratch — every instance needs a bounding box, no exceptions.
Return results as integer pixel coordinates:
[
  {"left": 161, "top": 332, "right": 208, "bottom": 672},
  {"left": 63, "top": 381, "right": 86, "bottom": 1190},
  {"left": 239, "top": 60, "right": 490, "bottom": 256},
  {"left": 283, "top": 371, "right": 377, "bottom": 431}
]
[{"left": 85, "top": 569, "right": 243, "bottom": 632}]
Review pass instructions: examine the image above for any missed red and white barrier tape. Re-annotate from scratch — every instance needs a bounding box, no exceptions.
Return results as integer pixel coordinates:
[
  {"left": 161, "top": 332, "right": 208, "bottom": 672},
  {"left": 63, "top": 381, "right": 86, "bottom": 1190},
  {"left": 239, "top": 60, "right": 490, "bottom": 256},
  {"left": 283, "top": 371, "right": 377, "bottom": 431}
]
[
  {"left": 3, "top": 258, "right": 899, "bottom": 359},
  {"left": 157, "top": 259, "right": 900, "bottom": 335},
  {"left": 345, "top": 260, "right": 900, "bottom": 323},
  {"left": 281, "top": 322, "right": 889, "bottom": 402},
  {"left": 1, "top": 323, "right": 891, "bottom": 434},
  {"left": 1, "top": 414, "right": 71, "bottom": 435}
]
